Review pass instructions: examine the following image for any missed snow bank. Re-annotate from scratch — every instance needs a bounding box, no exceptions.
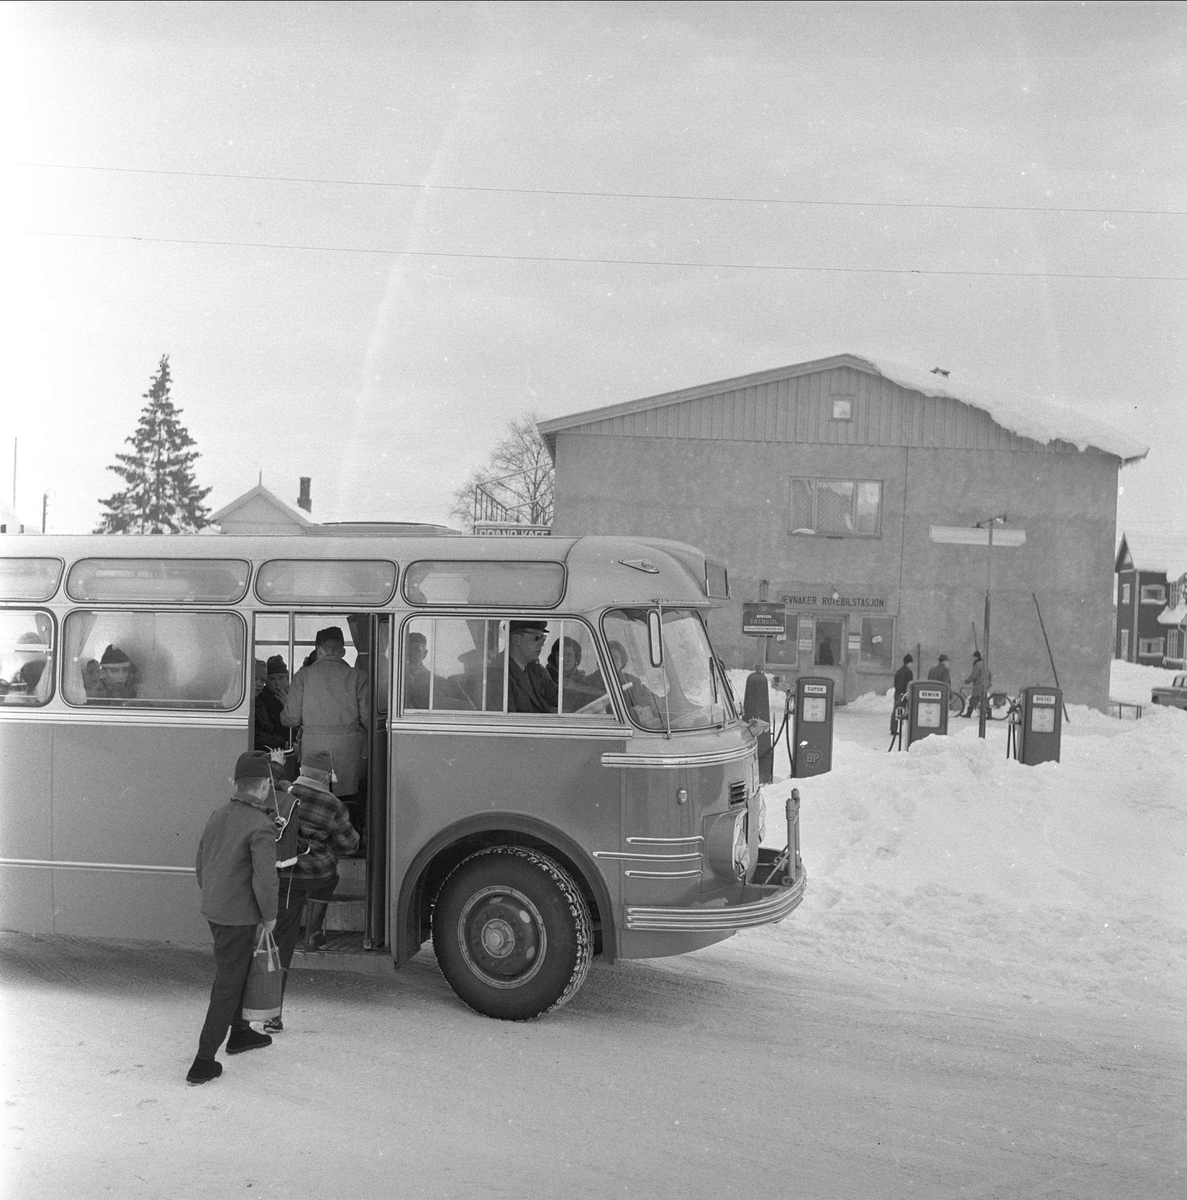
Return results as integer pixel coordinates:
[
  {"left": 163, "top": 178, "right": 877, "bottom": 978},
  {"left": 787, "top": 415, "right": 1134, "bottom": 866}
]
[{"left": 730, "top": 665, "right": 1186, "bottom": 1015}]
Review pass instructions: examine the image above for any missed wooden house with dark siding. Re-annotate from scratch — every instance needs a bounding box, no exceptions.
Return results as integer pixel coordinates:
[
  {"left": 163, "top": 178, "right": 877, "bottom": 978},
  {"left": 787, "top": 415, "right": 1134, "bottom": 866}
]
[
  {"left": 540, "top": 353, "right": 1147, "bottom": 709},
  {"left": 1114, "top": 534, "right": 1185, "bottom": 667}
]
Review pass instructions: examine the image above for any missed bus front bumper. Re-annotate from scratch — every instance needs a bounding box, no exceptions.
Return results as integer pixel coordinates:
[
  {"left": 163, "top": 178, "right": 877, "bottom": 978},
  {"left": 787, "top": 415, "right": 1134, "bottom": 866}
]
[{"left": 623, "top": 853, "right": 807, "bottom": 933}]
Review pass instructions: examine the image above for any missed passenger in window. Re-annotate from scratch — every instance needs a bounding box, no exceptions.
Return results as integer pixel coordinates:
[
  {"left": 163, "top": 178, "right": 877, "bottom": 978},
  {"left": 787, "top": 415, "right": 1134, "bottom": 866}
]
[
  {"left": 603, "top": 639, "right": 658, "bottom": 723},
  {"left": 487, "top": 620, "right": 558, "bottom": 714},
  {"left": 281, "top": 627, "right": 369, "bottom": 831},
  {"left": 261, "top": 656, "right": 290, "bottom": 727},
  {"left": 403, "top": 633, "right": 474, "bottom": 711},
  {"left": 83, "top": 645, "right": 140, "bottom": 702},
  {"left": 13, "top": 632, "right": 47, "bottom": 692},
  {"left": 546, "top": 637, "right": 603, "bottom": 713},
  {"left": 253, "top": 659, "right": 288, "bottom": 753}
]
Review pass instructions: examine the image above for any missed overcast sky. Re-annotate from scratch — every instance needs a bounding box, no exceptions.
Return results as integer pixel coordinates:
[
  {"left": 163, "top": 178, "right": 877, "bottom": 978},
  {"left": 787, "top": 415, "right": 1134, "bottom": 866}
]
[{"left": 4, "top": 1, "right": 1185, "bottom": 563}]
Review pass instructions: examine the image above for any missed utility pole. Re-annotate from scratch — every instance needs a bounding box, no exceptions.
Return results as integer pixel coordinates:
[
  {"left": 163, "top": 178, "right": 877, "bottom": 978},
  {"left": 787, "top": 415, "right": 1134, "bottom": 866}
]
[{"left": 975, "top": 514, "right": 1008, "bottom": 739}]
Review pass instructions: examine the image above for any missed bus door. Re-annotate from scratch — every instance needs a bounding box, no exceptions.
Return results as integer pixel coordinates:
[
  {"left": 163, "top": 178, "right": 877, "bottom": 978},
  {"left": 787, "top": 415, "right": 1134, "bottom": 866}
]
[{"left": 251, "top": 611, "right": 386, "bottom": 945}]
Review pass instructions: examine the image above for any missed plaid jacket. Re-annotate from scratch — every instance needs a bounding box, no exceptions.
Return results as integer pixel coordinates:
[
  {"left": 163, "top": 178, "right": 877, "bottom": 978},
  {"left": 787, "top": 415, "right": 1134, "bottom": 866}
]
[{"left": 280, "top": 782, "right": 359, "bottom": 884}]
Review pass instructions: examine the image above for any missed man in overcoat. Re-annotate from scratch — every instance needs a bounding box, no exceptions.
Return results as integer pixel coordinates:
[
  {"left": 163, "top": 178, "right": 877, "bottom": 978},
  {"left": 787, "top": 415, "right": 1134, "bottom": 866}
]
[{"left": 282, "top": 627, "right": 369, "bottom": 815}]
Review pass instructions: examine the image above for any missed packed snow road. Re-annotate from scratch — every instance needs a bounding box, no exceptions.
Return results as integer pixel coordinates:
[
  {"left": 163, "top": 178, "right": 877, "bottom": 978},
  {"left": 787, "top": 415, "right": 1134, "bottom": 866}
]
[{"left": 1, "top": 929, "right": 1181, "bottom": 1199}]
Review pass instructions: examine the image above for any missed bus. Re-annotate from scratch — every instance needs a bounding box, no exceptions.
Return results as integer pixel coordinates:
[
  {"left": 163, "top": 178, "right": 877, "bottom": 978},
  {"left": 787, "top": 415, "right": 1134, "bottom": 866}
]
[{"left": 0, "top": 530, "right": 806, "bottom": 1020}]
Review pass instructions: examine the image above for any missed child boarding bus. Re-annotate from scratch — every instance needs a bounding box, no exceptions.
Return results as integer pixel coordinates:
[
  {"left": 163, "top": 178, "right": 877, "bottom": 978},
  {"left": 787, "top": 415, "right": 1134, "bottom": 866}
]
[{"left": 0, "top": 530, "right": 805, "bottom": 1020}]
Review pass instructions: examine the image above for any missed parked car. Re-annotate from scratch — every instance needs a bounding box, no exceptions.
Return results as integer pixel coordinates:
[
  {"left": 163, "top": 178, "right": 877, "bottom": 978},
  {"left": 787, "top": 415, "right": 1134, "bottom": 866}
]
[{"left": 1150, "top": 673, "right": 1187, "bottom": 709}]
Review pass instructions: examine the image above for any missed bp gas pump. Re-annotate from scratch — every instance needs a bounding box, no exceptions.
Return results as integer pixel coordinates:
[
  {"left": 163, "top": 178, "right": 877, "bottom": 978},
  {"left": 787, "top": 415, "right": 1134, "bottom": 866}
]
[
  {"left": 1018, "top": 686, "right": 1062, "bottom": 764},
  {"left": 906, "top": 679, "right": 950, "bottom": 746},
  {"left": 792, "top": 676, "right": 834, "bottom": 777}
]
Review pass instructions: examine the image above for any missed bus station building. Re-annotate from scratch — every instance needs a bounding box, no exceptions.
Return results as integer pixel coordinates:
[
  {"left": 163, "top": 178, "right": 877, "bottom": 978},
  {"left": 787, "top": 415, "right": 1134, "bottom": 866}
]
[{"left": 540, "top": 353, "right": 1148, "bottom": 709}]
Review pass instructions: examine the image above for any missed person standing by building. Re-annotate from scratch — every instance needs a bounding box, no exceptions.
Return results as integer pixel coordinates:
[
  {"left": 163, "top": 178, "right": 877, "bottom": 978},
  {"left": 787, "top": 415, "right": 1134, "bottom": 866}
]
[
  {"left": 268, "top": 750, "right": 358, "bottom": 1032},
  {"left": 282, "top": 627, "right": 369, "bottom": 832},
  {"left": 962, "top": 651, "right": 989, "bottom": 717},
  {"left": 188, "top": 750, "right": 278, "bottom": 1086},
  {"left": 927, "top": 654, "right": 951, "bottom": 685},
  {"left": 891, "top": 653, "right": 914, "bottom": 734}
]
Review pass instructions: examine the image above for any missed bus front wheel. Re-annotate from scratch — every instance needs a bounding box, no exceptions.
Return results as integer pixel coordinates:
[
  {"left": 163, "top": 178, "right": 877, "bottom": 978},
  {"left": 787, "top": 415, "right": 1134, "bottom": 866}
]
[{"left": 432, "top": 846, "right": 593, "bottom": 1020}]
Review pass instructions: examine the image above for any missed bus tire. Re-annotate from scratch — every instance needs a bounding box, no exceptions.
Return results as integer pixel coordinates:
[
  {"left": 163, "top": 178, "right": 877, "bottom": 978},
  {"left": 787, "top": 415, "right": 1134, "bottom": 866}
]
[{"left": 432, "top": 846, "right": 593, "bottom": 1021}]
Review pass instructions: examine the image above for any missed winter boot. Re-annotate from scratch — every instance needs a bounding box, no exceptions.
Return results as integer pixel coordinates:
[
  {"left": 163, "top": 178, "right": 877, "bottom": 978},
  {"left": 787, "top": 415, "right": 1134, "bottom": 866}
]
[
  {"left": 186, "top": 1056, "right": 223, "bottom": 1085},
  {"left": 225, "top": 1028, "right": 273, "bottom": 1055}
]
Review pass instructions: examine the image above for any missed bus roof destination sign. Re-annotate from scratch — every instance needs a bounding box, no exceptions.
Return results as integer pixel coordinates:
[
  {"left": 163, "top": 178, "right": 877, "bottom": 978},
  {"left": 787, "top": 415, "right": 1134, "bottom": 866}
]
[
  {"left": 742, "top": 602, "right": 787, "bottom": 637},
  {"left": 473, "top": 523, "right": 553, "bottom": 537}
]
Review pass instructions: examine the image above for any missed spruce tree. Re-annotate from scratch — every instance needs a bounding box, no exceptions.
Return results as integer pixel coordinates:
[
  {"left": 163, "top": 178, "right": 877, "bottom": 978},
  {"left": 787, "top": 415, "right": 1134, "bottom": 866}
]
[{"left": 95, "top": 355, "right": 212, "bottom": 534}]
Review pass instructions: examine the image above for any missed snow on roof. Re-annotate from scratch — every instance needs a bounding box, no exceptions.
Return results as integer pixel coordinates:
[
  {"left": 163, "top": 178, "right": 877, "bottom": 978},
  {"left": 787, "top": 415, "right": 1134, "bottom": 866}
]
[
  {"left": 1116, "top": 531, "right": 1187, "bottom": 576},
  {"left": 540, "top": 353, "right": 1150, "bottom": 465},
  {"left": 210, "top": 483, "right": 313, "bottom": 528},
  {"left": 853, "top": 355, "right": 1149, "bottom": 465}
]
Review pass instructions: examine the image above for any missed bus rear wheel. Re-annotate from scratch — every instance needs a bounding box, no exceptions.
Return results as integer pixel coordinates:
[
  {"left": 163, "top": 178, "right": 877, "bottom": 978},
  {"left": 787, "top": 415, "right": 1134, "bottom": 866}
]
[{"left": 432, "top": 847, "right": 593, "bottom": 1020}]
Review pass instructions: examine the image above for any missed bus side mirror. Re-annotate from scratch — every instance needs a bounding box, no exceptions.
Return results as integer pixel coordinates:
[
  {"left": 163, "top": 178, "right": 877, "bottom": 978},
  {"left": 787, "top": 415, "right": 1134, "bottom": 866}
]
[{"left": 647, "top": 610, "right": 664, "bottom": 669}]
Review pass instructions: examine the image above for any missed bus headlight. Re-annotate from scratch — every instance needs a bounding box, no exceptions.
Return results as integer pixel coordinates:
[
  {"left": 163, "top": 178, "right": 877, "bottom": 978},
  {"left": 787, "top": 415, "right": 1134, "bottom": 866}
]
[
  {"left": 732, "top": 814, "right": 750, "bottom": 879},
  {"left": 706, "top": 810, "right": 751, "bottom": 882}
]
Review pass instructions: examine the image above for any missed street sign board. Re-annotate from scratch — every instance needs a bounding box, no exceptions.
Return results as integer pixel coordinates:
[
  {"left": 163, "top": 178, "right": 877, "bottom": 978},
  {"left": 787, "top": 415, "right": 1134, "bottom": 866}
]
[{"left": 742, "top": 602, "right": 787, "bottom": 636}]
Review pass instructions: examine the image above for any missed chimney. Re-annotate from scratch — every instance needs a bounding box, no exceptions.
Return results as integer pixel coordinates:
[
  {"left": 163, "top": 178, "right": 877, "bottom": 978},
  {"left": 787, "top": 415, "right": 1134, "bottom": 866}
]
[{"left": 297, "top": 477, "right": 312, "bottom": 513}]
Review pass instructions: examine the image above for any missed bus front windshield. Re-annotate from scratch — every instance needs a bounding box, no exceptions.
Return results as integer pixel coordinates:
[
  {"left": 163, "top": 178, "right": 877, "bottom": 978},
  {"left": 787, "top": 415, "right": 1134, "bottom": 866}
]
[{"left": 603, "top": 608, "right": 734, "bottom": 731}]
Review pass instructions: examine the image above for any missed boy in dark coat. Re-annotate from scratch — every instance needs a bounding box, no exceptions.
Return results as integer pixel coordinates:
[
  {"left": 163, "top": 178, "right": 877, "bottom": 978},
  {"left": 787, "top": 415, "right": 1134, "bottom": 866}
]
[
  {"left": 188, "top": 750, "right": 279, "bottom": 1085},
  {"left": 891, "top": 654, "right": 914, "bottom": 734}
]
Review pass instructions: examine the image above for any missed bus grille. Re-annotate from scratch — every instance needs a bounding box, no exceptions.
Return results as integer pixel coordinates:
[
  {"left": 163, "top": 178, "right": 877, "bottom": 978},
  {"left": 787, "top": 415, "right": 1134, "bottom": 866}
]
[{"left": 728, "top": 780, "right": 747, "bottom": 806}]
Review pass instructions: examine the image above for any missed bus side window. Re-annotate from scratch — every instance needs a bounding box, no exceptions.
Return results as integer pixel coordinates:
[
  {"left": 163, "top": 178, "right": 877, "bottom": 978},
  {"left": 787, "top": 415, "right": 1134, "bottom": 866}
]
[
  {"left": 543, "top": 622, "right": 612, "bottom": 716},
  {"left": 403, "top": 618, "right": 481, "bottom": 713},
  {"left": 62, "top": 610, "right": 245, "bottom": 710},
  {"left": 0, "top": 610, "right": 55, "bottom": 706}
]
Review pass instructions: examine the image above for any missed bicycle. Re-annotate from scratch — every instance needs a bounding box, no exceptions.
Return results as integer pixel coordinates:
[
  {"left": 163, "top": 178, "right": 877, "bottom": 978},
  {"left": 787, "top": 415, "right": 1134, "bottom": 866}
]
[{"left": 949, "top": 689, "right": 1015, "bottom": 720}]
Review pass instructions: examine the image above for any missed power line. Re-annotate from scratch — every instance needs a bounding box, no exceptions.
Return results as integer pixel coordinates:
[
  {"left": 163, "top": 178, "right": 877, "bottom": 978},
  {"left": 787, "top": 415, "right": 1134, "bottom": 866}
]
[
  {"left": 21, "top": 228, "right": 1187, "bottom": 281},
  {"left": 17, "top": 161, "right": 1187, "bottom": 219}
]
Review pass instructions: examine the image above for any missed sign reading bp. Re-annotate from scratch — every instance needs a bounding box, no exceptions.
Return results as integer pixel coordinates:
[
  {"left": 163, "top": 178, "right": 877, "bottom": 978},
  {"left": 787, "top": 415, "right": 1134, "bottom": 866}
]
[{"left": 742, "top": 602, "right": 787, "bottom": 637}]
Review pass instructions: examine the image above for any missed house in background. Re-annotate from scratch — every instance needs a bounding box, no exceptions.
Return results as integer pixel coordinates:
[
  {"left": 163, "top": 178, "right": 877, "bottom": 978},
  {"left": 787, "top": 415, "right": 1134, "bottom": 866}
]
[
  {"left": 541, "top": 352, "right": 1148, "bottom": 710},
  {"left": 209, "top": 478, "right": 316, "bottom": 536},
  {"left": 1114, "top": 533, "right": 1186, "bottom": 666}
]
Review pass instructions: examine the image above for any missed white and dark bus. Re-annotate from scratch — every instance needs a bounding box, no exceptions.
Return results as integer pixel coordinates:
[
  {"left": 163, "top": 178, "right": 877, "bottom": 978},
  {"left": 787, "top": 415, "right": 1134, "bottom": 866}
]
[{"left": 0, "top": 531, "right": 805, "bottom": 1019}]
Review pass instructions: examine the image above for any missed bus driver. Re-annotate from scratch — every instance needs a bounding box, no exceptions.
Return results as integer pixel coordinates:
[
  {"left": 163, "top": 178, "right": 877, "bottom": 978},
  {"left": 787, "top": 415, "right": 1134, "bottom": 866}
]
[{"left": 486, "top": 620, "right": 558, "bottom": 714}]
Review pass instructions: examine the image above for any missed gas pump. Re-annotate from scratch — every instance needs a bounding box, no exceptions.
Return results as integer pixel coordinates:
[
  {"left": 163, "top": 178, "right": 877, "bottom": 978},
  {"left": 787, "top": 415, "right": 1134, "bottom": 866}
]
[
  {"left": 1018, "top": 687, "right": 1062, "bottom": 764},
  {"left": 792, "top": 676, "right": 834, "bottom": 777},
  {"left": 906, "top": 679, "right": 949, "bottom": 746}
]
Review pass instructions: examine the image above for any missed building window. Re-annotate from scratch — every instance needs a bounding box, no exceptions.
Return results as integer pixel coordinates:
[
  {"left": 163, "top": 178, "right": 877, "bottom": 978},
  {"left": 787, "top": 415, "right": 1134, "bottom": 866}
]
[
  {"left": 1120, "top": 629, "right": 1129, "bottom": 660},
  {"left": 859, "top": 617, "right": 894, "bottom": 672},
  {"left": 789, "top": 478, "right": 882, "bottom": 536},
  {"left": 1137, "top": 637, "right": 1165, "bottom": 658},
  {"left": 1120, "top": 582, "right": 1130, "bottom": 604},
  {"left": 831, "top": 397, "right": 853, "bottom": 421},
  {"left": 1139, "top": 584, "right": 1166, "bottom": 604}
]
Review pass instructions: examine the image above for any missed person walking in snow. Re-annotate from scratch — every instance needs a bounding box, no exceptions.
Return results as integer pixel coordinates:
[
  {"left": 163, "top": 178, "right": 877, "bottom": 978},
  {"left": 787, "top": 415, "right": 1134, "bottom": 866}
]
[{"left": 961, "top": 651, "right": 990, "bottom": 717}]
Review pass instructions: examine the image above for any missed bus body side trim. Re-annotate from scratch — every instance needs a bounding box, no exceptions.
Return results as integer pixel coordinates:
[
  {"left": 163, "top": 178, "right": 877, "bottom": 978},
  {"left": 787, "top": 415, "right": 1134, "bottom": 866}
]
[
  {"left": 1, "top": 858, "right": 193, "bottom": 876},
  {"left": 601, "top": 743, "right": 755, "bottom": 769}
]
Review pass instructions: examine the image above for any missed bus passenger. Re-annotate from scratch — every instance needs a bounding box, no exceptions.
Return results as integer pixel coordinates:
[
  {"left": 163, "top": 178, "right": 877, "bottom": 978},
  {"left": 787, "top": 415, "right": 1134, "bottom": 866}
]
[
  {"left": 253, "top": 660, "right": 288, "bottom": 752},
  {"left": 269, "top": 749, "right": 359, "bottom": 1032},
  {"left": 83, "top": 645, "right": 140, "bottom": 702},
  {"left": 281, "top": 627, "right": 368, "bottom": 828},
  {"left": 486, "top": 621, "right": 558, "bottom": 714},
  {"left": 546, "top": 637, "right": 603, "bottom": 712},
  {"left": 187, "top": 749, "right": 278, "bottom": 1085}
]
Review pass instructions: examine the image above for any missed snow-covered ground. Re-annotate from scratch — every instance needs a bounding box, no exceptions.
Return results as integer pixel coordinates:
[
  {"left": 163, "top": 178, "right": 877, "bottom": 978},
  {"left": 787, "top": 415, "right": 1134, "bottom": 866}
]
[
  {"left": 2, "top": 661, "right": 1184, "bottom": 1197},
  {"left": 745, "top": 660, "right": 1187, "bottom": 1017}
]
